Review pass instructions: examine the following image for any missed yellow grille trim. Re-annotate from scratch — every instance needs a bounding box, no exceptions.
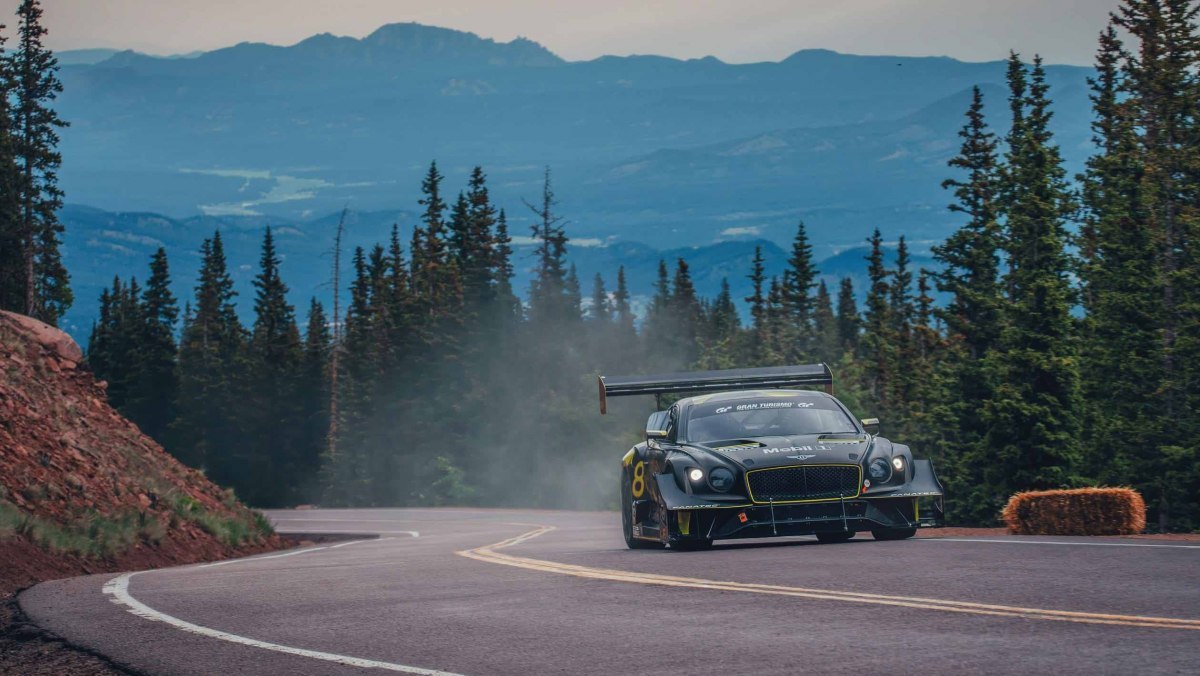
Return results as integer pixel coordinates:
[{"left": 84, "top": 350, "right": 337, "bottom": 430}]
[{"left": 744, "top": 463, "right": 863, "bottom": 505}]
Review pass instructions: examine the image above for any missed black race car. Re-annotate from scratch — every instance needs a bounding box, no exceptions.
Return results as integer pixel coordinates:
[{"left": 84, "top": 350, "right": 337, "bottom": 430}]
[{"left": 598, "top": 364, "right": 944, "bottom": 550}]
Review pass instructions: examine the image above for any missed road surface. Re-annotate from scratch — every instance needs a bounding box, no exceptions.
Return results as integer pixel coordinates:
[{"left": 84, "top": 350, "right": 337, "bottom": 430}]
[{"left": 20, "top": 508, "right": 1200, "bottom": 674}]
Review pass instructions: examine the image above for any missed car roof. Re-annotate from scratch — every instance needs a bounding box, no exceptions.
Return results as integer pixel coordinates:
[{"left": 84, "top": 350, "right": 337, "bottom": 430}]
[{"left": 677, "top": 389, "right": 834, "bottom": 408}]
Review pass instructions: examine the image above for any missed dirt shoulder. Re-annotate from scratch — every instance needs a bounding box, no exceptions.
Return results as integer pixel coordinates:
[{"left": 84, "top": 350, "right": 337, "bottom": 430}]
[{"left": 917, "top": 526, "right": 1200, "bottom": 540}]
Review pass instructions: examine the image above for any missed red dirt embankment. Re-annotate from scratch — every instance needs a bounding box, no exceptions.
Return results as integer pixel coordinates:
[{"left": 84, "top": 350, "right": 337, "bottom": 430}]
[
  {"left": 0, "top": 310, "right": 285, "bottom": 592},
  {"left": 0, "top": 311, "right": 287, "bottom": 672}
]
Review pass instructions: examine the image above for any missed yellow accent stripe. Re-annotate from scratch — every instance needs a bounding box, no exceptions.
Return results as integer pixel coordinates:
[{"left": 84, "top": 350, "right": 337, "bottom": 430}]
[
  {"left": 621, "top": 449, "right": 635, "bottom": 468},
  {"left": 458, "top": 526, "right": 1200, "bottom": 631}
]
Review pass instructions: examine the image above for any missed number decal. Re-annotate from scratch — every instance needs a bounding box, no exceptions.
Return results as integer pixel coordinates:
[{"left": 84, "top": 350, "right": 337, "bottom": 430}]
[{"left": 631, "top": 461, "right": 646, "bottom": 498}]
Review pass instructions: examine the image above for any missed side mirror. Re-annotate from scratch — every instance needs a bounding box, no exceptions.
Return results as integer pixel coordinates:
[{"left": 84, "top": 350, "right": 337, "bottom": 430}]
[
  {"left": 646, "top": 411, "right": 669, "bottom": 440},
  {"left": 861, "top": 417, "right": 880, "bottom": 434}
]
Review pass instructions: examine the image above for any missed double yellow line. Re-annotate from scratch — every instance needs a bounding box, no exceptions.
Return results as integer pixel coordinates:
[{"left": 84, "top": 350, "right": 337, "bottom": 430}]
[{"left": 457, "top": 525, "right": 1200, "bottom": 631}]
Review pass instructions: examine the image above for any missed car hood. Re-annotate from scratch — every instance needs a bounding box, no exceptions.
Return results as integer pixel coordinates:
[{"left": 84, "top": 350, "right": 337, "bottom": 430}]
[{"left": 694, "top": 433, "right": 872, "bottom": 470}]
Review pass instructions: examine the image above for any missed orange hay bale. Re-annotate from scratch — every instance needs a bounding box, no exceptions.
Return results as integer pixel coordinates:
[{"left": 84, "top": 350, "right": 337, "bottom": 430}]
[{"left": 1001, "top": 487, "right": 1146, "bottom": 536}]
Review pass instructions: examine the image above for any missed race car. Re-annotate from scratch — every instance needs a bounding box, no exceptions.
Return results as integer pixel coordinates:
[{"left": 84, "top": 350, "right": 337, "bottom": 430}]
[{"left": 598, "top": 364, "right": 944, "bottom": 550}]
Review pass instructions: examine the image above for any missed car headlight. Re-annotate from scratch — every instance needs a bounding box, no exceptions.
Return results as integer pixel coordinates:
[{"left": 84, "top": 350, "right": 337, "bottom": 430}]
[
  {"left": 868, "top": 458, "right": 890, "bottom": 481},
  {"left": 891, "top": 456, "right": 905, "bottom": 472},
  {"left": 708, "top": 467, "right": 735, "bottom": 492},
  {"left": 688, "top": 468, "right": 704, "bottom": 483}
]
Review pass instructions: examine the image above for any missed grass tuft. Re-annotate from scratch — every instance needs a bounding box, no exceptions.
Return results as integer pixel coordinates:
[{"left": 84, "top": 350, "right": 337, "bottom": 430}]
[{"left": 166, "top": 493, "right": 273, "bottom": 547}]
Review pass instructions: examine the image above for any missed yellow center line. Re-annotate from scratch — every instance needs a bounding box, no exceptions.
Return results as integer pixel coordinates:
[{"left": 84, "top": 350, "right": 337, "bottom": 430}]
[{"left": 456, "top": 525, "right": 1200, "bottom": 631}]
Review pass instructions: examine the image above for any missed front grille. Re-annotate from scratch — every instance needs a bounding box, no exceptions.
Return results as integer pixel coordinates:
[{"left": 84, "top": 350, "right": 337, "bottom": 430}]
[{"left": 746, "top": 465, "right": 861, "bottom": 503}]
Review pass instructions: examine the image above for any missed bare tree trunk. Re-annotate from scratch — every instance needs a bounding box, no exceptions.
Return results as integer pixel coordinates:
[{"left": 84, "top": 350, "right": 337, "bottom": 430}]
[{"left": 326, "top": 207, "right": 346, "bottom": 461}]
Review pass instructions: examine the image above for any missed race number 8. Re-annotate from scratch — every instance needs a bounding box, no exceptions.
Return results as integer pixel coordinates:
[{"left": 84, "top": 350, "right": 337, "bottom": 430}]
[{"left": 631, "top": 461, "right": 646, "bottom": 498}]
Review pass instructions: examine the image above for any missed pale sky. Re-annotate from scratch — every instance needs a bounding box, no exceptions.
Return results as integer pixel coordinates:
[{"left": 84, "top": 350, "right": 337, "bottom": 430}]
[{"left": 1, "top": 0, "right": 1117, "bottom": 65}]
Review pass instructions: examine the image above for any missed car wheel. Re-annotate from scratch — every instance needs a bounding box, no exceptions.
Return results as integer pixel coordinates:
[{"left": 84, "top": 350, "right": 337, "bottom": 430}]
[
  {"left": 622, "top": 467, "right": 663, "bottom": 550},
  {"left": 816, "top": 531, "right": 856, "bottom": 543},
  {"left": 871, "top": 527, "right": 917, "bottom": 541}
]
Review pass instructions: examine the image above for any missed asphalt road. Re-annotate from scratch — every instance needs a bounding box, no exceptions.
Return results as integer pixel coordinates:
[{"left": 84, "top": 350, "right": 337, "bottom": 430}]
[{"left": 20, "top": 508, "right": 1200, "bottom": 675}]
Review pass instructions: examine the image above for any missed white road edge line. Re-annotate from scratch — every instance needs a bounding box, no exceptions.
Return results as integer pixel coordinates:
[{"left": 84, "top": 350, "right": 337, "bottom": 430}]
[
  {"left": 273, "top": 530, "right": 424, "bottom": 537},
  {"left": 919, "top": 537, "right": 1200, "bottom": 549},
  {"left": 198, "top": 532, "right": 417, "bottom": 568},
  {"left": 102, "top": 572, "right": 460, "bottom": 675},
  {"left": 271, "top": 518, "right": 429, "bottom": 523}
]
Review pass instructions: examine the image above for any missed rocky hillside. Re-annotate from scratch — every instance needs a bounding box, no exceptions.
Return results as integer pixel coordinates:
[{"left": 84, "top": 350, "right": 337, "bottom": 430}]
[{"left": 0, "top": 310, "right": 284, "bottom": 594}]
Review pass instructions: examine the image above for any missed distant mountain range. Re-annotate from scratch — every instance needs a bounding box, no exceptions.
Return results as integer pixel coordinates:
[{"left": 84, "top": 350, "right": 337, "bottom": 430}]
[
  {"left": 52, "top": 22, "right": 1090, "bottom": 336},
  {"left": 58, "top": 48, "right": 203, "bottom": 65},
  {"left": 59, "top": 204, "right": 934, "bottom": 338}
]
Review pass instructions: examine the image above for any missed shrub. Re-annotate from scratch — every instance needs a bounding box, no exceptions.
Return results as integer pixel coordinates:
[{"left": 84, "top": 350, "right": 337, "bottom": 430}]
[{"left": 1002, "top": 488, "right": 1146, "bottom": 536}]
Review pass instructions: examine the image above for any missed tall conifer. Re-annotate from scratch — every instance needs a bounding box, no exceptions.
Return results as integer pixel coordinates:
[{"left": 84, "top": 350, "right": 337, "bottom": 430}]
[
  {"left": 835, "top": 278, "right": 860, "bottom": 353},
  {"left": 172, "top": 232, "right": 246, "bottom": 478},
  {"left": 980, "top": 56, "right": 1082, "bottom": 520},
  {"left": 9, "top": 0, "right": 69, "bottom": 323},
  {"left": 128, "top": 248, "right": 178, "bottom": 442}
]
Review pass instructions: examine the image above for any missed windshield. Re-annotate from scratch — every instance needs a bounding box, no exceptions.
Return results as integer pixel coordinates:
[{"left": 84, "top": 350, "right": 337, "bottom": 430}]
[{"left": 685, "top": 396, "right": 858, "bottom": 443}]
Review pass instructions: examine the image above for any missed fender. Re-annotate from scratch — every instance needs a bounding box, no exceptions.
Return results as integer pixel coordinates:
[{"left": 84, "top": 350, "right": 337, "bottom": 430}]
[{"left": 655, "top": 473, "right": 750, "bottom": 511}]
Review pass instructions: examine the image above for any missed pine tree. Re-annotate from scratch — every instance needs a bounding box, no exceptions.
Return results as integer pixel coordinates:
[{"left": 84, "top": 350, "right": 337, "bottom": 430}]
[
  {"left": 1086, "top": 2, "right": 1200, "bottom": 528},
  {"left": 669, "top": 258, "right": 702, "bottom": 364},
  {"left": 588, "top": 273, "right": 612, "bottom": 322},
  {"left": 244, "top": 227, "right": 304, "bottom": 506},
  {"left": 8, "top": 0, "right": 70, "bottom": 323},
  {"left": 172, "top": 232, "right": 246, "bottom": 478},
  {"left": 813, "top": 280, "right": 838, "bottom": 363},
  {"left": 89, "top": 276, "right": 144, "bottom": 413},
  {"left": 781, "top": 220, "right": 818, "bottom": 359},
  {"left": 835, "top": 277, "right": 860, "bottom": 353},
  {"left": 612, "top": 265, "right": 635, "bottom": 339},
  {"left": 903, "top": 268, "right": 951, "bottom": 472},
  {"left": 126, "top": 248, "right": 178, "bottom": 443},
  {"left": 979, "top": 56, "right": 1082, "bottom": 521},
  {"left": 526, "top": 167, "right": 572, "bottom": 324},
  {"left": 709, "top": 278, "right": 741, "bottom": 340},
  {"left": 0, "top": 24, "right": 24, "bottom": 313},
  {"left": 764, "top": 276, "right": 787, "bottom": 363},
  {"left": 931, "top": 85, "right": 1007, "bottom": 517},
  {"left": 1076, "top": 21, "right": 1153, "bottom": 497},
  {"left": 934, "top": 86, "right": 1005, "bottom": 362},
  {"left": 860, "top": 229, "right": 894, "bottom": 412},
  {"left": 492, "top": 209, "right": 520, "bottom": 320},
  {"left": 86, "top": 284, "right": 114, "bottom": 381},
  {"left": 413, "top": 160, "right": 457, "bottom": 310},
  {"left": 456, "top": 166, "right": 498, "bottom": 309},
  {"left": 745, "top": 246, "right": 769, "bottom": 364},
  {"left": 696, "top": 277, "right": 743, "bottom": 370},
  {"left": 885, "top": 236, "right": 920, "bottom": 428},
  {"left": 299, "top": 298, "right": 331, "bottom": 503},
  {"left": 641, "top": 259, "right": 674, "bottom": 363}
]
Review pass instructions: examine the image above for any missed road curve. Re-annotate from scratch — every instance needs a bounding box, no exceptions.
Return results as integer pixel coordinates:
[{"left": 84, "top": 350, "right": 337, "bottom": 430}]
[{"left": 20, "top": 508, "right": 1200, "bottom": 675}]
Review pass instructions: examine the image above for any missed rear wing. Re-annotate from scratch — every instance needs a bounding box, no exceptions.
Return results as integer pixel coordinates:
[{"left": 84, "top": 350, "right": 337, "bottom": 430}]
[{"left": 597, "top": 364, "right": 833, "bottom": 414}]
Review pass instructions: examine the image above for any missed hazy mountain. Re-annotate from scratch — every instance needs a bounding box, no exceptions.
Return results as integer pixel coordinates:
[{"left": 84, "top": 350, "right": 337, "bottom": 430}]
[
  {"left": 58, "top": 48, "right": 124, "bottom": 66},
  {"left": 58, "top": 205, "right": 799, "bottom": 337},
  {"left": 55, "top": 23, "right": 1093, "bottom": 250},
  {"left": 58, "top": 48, "right": 204, "bottom": 66},
  {"left": 52, "top": 23, "right": 1094, "bottom": 335}
]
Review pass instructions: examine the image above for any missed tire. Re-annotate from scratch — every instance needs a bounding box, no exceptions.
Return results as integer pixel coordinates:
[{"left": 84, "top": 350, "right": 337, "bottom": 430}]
[
  {"left": 670, "top": 538, "right": 714, "bottom": 551},
  {"left": 871, "top": 527, "right": 917, "bottom": 541},
  {"left": 816, "top": 531, "right": 856, "bottom": 543},
  {"left": 622, "top": 468, "right": 663, "bottom": 550}
]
